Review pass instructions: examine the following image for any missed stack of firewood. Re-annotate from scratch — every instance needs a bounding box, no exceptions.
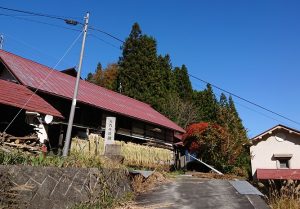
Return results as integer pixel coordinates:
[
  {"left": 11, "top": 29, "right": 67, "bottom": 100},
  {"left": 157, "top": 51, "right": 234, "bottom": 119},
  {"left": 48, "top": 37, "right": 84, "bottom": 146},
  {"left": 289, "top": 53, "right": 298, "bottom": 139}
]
[{"left": 0, "top": 132, "right": 40, "bottom": 153}]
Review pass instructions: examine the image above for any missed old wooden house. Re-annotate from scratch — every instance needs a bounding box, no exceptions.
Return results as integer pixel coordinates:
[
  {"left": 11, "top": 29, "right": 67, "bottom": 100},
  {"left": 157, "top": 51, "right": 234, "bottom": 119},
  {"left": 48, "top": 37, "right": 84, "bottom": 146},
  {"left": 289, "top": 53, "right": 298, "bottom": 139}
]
[{"left": 0, "top": 50, "right": 184, "bottom": 150}]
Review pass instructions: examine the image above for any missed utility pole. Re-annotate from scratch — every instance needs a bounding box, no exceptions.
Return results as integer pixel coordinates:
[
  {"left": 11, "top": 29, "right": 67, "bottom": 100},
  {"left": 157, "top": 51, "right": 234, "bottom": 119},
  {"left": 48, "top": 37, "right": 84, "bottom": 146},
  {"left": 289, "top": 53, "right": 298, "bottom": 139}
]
[
  {"left": 63, "top": 12, "right": 89, "bottom": 157},
  {"left": 0, "top": 35, "right": 4, "bottom": 49}
]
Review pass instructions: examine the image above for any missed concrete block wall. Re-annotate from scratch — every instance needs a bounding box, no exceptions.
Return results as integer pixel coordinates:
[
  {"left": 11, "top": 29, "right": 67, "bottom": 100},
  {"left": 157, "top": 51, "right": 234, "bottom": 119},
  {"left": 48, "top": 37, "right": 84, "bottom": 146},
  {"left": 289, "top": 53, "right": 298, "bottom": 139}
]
[{"left": 0, "top": 165, "right": 130, "bottom": 209}]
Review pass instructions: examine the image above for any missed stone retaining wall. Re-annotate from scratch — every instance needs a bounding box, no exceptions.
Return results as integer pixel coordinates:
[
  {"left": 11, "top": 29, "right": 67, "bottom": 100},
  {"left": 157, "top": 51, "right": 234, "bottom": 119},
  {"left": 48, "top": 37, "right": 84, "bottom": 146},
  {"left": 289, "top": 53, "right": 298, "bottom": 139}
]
[{"left": 0, "top": 165, "right": 131, "bottom": 209}]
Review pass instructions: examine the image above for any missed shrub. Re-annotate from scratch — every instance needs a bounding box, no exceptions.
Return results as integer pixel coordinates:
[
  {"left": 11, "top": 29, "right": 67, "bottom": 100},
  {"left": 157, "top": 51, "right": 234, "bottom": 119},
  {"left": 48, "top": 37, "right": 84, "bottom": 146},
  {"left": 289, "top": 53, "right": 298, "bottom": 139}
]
[{"left": 182, "top": 122, "right": 250, "bottom": 176}]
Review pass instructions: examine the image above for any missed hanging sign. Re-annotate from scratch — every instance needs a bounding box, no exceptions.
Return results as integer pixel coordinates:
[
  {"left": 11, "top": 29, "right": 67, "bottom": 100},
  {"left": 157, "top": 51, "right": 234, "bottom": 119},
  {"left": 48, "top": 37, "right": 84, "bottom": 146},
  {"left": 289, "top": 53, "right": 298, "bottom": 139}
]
[{"left": 104, "top": 117, "right": 116, "bottom": 145}]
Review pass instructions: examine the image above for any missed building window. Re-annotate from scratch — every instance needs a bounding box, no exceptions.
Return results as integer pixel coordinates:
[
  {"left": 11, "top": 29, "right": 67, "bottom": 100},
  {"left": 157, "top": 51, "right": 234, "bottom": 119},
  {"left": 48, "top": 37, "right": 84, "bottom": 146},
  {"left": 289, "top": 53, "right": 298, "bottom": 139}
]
[
  {"left": 278, "top": 159, "right": 289, "bottom": 168},
  {"left": 273, "top": 154, "right": 292, "bottom": 169}
]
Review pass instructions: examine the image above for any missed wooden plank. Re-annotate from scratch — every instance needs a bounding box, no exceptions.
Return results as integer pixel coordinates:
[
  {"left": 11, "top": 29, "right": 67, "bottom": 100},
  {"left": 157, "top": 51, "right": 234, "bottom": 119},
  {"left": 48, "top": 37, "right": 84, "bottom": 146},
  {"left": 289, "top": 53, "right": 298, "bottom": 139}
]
[{"left": 3, "top": 142, "right": 40, "bottom": 151}]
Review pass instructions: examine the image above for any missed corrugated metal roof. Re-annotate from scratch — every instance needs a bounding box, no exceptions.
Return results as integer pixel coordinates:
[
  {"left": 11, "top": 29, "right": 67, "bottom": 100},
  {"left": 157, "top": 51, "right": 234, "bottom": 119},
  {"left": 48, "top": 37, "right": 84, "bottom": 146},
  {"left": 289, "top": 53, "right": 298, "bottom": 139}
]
[
  {"left": 0, "top": 50, "right": 184, "bottom": 133},
  {"left": 256, "top": 169, "right": 300, "bottom": 180},
  {"left": 0, "top": 79, "right": 63, "bottom": 118},
  {"left": 229, "top": 180, "right": 263, "bottom": 196}
]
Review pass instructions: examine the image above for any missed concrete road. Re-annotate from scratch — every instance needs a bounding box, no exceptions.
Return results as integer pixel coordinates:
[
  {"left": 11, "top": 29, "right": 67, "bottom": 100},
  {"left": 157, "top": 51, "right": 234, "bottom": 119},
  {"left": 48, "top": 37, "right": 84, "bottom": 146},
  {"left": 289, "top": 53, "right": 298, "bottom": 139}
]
[{"left": 135, "top": 176, "right": 269, "bottom": 209}]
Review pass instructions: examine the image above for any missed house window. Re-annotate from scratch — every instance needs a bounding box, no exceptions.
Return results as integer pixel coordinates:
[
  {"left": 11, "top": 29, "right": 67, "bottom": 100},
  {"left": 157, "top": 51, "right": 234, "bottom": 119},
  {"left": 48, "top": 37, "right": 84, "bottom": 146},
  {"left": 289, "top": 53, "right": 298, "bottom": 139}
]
[
  {"left": 278, "top": 159, "right": 289, "bottom": 168},
  {"left": 273, "top": 154, "right": 292, "bottom": 169}
]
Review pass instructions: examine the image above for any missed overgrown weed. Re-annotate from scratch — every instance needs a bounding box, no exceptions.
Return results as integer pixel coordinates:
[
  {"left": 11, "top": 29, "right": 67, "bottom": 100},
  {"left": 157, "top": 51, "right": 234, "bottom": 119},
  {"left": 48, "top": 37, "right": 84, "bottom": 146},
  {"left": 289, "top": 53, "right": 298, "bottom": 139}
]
[{"left": 263, "top": 180, "right": 300, "bottom": 209}]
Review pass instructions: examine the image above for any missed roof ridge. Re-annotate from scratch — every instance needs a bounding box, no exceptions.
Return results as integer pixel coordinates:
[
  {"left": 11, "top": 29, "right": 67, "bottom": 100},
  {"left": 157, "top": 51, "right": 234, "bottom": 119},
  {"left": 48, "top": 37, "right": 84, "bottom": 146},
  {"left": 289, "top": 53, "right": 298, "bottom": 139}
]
[
  {"left": 0, "top": 50, "right": 154, "bottom": 108},
  {"left": 82, "top": 80, "right": 153, "bottom": 107},
  {"left": 0, "top": 49, "right": 185, "bottom": 132},
  {"left": 0, "top": 49, "right": 58, "bottom": 71}
]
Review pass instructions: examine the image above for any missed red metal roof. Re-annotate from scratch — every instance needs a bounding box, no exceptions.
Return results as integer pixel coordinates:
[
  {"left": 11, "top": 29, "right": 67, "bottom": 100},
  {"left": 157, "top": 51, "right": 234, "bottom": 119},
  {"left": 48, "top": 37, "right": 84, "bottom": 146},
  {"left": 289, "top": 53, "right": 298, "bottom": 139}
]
[
  {"left": 256, "top": 169, "right": 300, "bottom": 180},
  {"left": 0, "top": 50, "right": 184, "bottom": 132},
  {"left": 0, "top": 79, "right": 63, "bottom": 118}
]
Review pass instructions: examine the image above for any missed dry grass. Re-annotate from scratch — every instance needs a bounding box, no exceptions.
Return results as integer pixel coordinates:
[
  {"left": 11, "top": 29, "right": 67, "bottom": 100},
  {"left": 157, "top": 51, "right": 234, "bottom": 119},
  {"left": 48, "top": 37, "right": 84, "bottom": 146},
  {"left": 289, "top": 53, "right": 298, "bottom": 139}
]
[
  {"left": 117, "top": 172, "right": 171, "bottom": 209},
  {"left": 131, "top": 172, "right": 169, "bottom": 194},
  {"left": 266, "top": 180, "right": 300, "bottom": 209},
  {"left": 71, "top": 135, "right": 173, "bottom": 170}
]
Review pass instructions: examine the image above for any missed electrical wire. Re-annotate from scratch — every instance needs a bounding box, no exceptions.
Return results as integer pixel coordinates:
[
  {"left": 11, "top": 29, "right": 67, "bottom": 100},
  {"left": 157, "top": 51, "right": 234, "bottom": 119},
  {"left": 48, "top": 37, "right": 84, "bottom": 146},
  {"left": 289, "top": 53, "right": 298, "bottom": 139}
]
[
  {"left": 0, "top": 6, "right": 81, "bottom": 22},
  {"left": 191, "top": 81, "right": 285, "bottom": 124},
  {"left": 89, "top": 33, "right": 121, "bottom": 49},
  {"left": 89, "top": 26, "right": 124, "bottom": 43},
  {"left": 189, "top": 74, "right": 300, "bottom": 126},
  {"left": 4, "top": 33, "right": 75, "bottom": 67},
  {"left": 5, "top": 6, "right": 294, "bottom": 127},
  {"left": 3, "top": 31, "right": 83, "bottom": 133},
  {"left": 0, "top": 6, "right": 125, "bottom": 47},
  {"left": 0, "top": 13, "right": 81, "bottom": 32}
]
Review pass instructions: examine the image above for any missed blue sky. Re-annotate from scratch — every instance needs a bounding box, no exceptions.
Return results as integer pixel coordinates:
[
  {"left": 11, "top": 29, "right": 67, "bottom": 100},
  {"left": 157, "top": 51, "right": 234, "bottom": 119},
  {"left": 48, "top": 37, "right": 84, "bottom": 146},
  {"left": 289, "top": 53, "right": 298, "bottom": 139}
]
[{"left": 1, "top": 1, "right": 300, "bottom": 137}]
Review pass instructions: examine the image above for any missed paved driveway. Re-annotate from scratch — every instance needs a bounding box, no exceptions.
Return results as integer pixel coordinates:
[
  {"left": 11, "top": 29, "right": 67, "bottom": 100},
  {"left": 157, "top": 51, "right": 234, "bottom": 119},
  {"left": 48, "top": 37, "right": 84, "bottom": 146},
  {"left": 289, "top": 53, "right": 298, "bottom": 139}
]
[{"left": 135, "top": 176, "right": 269, "bottom": 209}]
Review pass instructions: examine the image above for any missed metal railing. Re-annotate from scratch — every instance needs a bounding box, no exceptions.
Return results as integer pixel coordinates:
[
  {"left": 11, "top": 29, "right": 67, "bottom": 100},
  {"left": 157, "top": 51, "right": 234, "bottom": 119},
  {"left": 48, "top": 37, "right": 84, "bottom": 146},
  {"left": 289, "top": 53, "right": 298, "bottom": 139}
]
[{"left": 187, "top": 153, "right": 223, "bottom": 175}]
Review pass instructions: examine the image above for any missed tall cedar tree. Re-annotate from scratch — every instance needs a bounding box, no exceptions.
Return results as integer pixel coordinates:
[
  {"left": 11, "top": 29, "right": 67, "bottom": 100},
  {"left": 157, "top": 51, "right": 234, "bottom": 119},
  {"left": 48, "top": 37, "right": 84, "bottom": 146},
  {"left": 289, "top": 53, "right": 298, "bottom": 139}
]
[
  {"left": 217, "top": 93, "right": 230, "bottom": 128},
  {"left": 173, "top": 65, "right": 193, "bottom": 101},
  {"left": 193, "top": 84, "right": 219, "bottom": 122},
  {"left": 118, "top": 23, "right": 174, "bottom": 111}
]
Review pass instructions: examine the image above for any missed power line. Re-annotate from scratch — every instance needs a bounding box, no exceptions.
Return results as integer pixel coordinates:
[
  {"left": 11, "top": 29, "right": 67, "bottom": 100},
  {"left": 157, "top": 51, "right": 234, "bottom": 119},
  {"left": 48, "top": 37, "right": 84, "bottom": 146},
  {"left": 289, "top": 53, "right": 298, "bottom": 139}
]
[
  {"left": 0, "top": 6, "right": 81, "bottom": 23},
  {"left": 191, "top": 81, "right": 286, "bottom": 125},
  {"left": 89, "top": 34, "right": 121, "bottom": 49},
  {"left": 0, "top": 13, "right": 81, "bottom": 32},
  {"left": 0, "top": 6, "right": 125, "bottom": 45},
  {"left": 4, "top": 33, "right": 75, "bottom": 67},
  {"left": 89, "top": 26, "right": 124, "bottom": 43},
  {"left": 189, "top": 73, "right": 300, "bottom": 126},
  {"left": 1, "top": 14, "right": 121, "bottom": 50}
]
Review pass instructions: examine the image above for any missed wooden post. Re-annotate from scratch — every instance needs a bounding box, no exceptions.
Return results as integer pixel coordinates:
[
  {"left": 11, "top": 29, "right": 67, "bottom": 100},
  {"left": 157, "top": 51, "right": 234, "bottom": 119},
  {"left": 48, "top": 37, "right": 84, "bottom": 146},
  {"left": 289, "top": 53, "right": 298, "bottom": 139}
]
[{"left": 58, "top": 125, "right": 64, "bottom": 156}]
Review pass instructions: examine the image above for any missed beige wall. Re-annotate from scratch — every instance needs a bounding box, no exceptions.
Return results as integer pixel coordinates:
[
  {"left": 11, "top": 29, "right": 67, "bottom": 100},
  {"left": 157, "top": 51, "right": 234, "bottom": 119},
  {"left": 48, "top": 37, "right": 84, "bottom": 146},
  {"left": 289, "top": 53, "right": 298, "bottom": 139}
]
[{"left": 250, "top": 130, "right": 300, "bottom": 177}]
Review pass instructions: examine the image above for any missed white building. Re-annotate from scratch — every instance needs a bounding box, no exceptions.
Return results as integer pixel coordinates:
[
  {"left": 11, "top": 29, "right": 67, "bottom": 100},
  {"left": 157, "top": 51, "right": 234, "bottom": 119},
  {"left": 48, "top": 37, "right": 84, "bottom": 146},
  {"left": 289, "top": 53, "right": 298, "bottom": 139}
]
[{"left": 250, "top": 124, "right": 300, "bottom": 180}]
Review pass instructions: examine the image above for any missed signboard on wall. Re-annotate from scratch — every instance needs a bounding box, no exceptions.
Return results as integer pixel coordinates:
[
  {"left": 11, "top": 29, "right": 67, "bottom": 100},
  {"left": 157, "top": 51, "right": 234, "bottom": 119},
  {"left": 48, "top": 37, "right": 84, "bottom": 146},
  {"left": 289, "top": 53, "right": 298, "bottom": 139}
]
[{"left": 104, "top": 117, "right": 116, "bottom": 145}]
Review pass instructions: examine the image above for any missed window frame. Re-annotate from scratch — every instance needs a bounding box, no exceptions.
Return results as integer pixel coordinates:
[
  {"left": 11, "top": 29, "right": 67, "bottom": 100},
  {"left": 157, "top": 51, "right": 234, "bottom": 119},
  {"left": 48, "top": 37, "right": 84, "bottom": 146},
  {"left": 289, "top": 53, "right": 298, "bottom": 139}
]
[{"left": 278, "top": 158, "right": 290, "bottom": 169}]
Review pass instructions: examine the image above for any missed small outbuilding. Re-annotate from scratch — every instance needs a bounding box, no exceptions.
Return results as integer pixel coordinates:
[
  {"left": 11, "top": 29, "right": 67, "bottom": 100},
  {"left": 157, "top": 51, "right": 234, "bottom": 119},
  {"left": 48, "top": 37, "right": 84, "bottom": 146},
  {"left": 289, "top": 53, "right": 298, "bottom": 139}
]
[{"left": 250, "top": 124, "right": 300, "bottom": 180}]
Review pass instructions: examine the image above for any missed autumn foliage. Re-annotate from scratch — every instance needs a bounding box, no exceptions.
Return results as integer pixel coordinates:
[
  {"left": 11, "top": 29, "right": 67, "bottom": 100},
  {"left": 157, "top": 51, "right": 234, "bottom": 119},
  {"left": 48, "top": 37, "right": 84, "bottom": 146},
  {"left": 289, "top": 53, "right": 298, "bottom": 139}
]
[{"left": 183, "top": 122, "right": 249, "bottom": 176}]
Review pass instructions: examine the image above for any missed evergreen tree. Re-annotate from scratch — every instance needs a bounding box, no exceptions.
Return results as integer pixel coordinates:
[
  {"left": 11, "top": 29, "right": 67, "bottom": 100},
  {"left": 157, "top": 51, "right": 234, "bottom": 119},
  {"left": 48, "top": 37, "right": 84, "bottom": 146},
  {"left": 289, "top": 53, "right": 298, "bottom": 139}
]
[
  {"left": 227, "top": 95, "right": 250, "bottom": 176},
  {"left": 193, "top": 84, "right": 219, "bottom": 122},
  {"left": 85, "top": 72, "right": 94, "bottom": 82},
  {"left": 173, "top": 65, "right": 193, "bottom": 101},
  {"left": 227, "top": 96, "right": 248, "bottom": 139},
  {"left": 158, "top": 54, "right": 176, "bottom": 94},
  {"left": 217, "top": 93, "right": 230, "bottom": 127},
  {"left": 219, "top": 93, "right": 229, "bottom": 108},
  {"left": 85, "top": 62, "right": 103, "bottom": 85},
  {"left": 118, "top": 22, "right": 168, "bottom": 110}
]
